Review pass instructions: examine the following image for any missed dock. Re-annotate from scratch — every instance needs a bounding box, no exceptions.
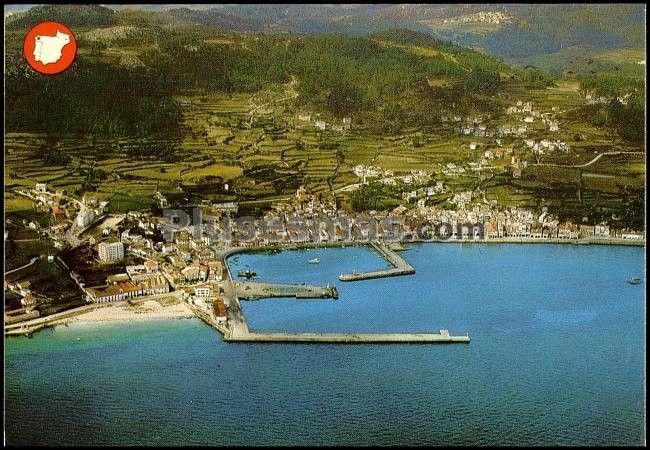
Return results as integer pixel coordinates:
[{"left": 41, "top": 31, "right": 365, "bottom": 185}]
[
  {"left": 235, "top": 281, "right": 338, "bottom": 300},
  {"left": 339, "top": 241, "right": 415, "bottom": 282},
  {"left": 225, "top": 329, "right": 470, "bottom": 344}
]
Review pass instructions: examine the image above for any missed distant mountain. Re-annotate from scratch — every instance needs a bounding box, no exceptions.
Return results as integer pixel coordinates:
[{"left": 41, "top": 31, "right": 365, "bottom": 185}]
[
  {"left": 5, "top": 4, "right": 118, "bottom": 29},
  {"left": 6, "top": 4, "right": 645, "bottom": 68}
]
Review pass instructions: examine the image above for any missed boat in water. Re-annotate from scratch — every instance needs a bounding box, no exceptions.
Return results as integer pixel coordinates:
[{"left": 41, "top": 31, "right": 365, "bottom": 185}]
[
  {"left": 627, "top": 277, "right": 642, "bottom": 285},
  {"left": 308, "top": 258, "right": 320, "bottom": 264},
  {"left": 238, "top": 269, "right": 257, "bottom": 279}
]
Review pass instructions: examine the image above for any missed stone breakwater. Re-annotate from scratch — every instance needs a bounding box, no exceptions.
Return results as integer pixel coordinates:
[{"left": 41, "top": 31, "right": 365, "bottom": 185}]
[{"left": 338, "top": 241, "right": 415, "bottom": 281}]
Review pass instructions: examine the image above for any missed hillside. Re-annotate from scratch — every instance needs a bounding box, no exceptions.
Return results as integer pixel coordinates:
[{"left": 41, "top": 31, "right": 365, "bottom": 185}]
[
  {"left": 6, "top": 26, "right": 525, "bottom": 139},
  {"left": 4, "top": 6, "right": 646, "bottom": 230}
]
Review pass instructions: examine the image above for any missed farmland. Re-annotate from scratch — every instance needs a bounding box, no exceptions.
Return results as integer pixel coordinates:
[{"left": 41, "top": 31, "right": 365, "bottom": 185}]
[
  {"left": 5, "top": 68, "right": 645, "bottom": 227},
  {"left": 3, "top": 21, "right": 645, "bottom": 229}
]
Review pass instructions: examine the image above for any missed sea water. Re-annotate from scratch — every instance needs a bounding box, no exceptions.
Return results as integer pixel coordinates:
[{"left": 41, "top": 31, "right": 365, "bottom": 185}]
[{"left": 5, "top": 244, "right": 645, "bottom": 445}]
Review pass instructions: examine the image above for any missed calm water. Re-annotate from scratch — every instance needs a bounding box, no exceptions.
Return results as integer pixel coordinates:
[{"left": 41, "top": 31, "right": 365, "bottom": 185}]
[{"left": 5, "top": 244, "right": 645, "bottom": 446}]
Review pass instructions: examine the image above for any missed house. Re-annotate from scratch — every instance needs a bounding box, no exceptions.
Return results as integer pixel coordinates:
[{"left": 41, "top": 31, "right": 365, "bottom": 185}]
[
  {"left": 136, "top": 274, "right": 169, "bottom": 295},
  {"left": 621, "top": 231, "right": 644, "bottom": 240},
  {"left": 161, "top": 243, "right": 176, "bottom": 254},
  {"left": 579, "top": 225, "right": 595, "bottom": 237},
  {"left": 297, "top": 113, "right": 311, "bottom": 122},
  {"left": 484, "top": 221, "right": 501, "bottom": 239},
  {"left": 524, "top": 116, "right": 534, "bottom": 123},
  {"left": 594, "top": 224, "right": 610, "bottom": 237},
  {"left": 212, "top": 298, "right": 228, "bottom": 321},
  {"left": 207, "top": 261, "right": 224, "bottom": 282},
  {"left": 557, "top": 223, "right": 579, "bottom": 239},
  {"left": 35, "top": 183, "right": 47, "bottom": 193},
  {"left": 511, "top": 159, "right": 523, "bottom": 178},
  {"left": 144, "top": 259, "right": 159, "bottom": 272},
  {"left": 530, "top": 224, "right": 543, "bottom": 238},
  {"left": 403, "top": 191, "right": 417, "bottom": 202},
  {"left": 315, "top": 120, "right": 327, "bottom": 130},
  {"left": 51, "top": 207, "right": 66, "bottom": 222},
  {"left": 181, "top": 265, "right": 205, "bottom": 283}
]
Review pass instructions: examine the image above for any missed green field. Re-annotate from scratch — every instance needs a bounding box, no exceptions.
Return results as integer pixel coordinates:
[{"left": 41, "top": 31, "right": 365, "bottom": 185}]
[{"left": 4, "top": 22, "right": 645, "bottom": 229}]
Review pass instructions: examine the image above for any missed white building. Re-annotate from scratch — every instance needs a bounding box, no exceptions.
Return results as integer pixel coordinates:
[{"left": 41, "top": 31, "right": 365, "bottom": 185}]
[
  {"left": 98, "top": 241, "right": 124, "bottom": 263},
  {"left": 594, "top": 224, "right": 610, "bottom": 237},
  {"left": 194, "top": 286, "right": 212, "bottom": 298},
  {"left": 76, "top": 206, "right": 96, "bottom": 228}
]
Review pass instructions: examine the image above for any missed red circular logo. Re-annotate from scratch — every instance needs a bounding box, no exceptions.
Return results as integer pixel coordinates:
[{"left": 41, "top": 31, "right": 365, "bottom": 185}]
[{"left": 23, "top": 21, "right": 77, "bottom": 75}]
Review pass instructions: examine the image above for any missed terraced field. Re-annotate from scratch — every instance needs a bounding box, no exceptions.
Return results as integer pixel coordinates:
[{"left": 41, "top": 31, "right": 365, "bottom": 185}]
[{"left": 4, "top": 72, "right": 644, "bottom": 227}]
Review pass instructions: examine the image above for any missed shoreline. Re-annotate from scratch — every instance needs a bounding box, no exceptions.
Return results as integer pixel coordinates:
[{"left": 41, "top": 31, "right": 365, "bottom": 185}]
[
  {"left": 7, "top": 238, "right": 643, "bottom": 338},
  {"left": 67, "top": 300, "right": 196, "bottom": 325},
  {"left": 221, "top": 237, "right": 645, "bottom": 260},
  {"left": 5, "top": 297, "right": 197, "bottom": 337}
]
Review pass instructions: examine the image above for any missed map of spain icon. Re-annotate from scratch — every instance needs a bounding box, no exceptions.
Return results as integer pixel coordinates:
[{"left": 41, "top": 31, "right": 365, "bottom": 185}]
[{"left": 23, "top": 21, "right": 76, "bottom": 74}]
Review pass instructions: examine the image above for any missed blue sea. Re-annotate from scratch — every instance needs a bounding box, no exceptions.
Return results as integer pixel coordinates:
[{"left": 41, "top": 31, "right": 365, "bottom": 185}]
[{"left": 5, "top": 244, "right": 646, "bottom": 446}]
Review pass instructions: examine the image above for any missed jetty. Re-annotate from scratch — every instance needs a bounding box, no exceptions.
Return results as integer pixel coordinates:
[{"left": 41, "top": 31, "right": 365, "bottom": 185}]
[
  {"left": 339, "top": 241, "right": 415, "bottom": 281},
  {"left": 235, "top": 281, "right": 338, "bottom": 300},
  {"left": 224, "top": 329, "right": 470, "bottom": 344}
]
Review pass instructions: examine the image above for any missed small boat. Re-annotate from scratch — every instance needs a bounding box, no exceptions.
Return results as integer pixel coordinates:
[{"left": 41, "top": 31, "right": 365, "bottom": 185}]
[
  {"left": 308, "top": 258, "right": 320, "bottom": 264},
  {"left": 238, "top": 269, "right": 257, "bottom": 279},
  {"left": 627, "top": 277, "right": 642, "bottom": 285}
]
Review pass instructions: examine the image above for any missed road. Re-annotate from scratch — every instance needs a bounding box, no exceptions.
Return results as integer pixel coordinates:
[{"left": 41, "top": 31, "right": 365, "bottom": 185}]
[
  {"left": 532, "top": 151, "right": 644, "bottom": 169},
  {"left": 5, "top": 256, "right": 41, "bottom": 276}
]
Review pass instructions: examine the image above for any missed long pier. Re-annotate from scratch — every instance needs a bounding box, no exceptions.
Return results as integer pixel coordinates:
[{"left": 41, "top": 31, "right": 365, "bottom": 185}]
[
  {"left": 235, "top": 281, "right": 338, "bottom": 300},
  {"left": 338, "top": 241, "right": 415, "bottom": 281},
  {"left": 224, "top": 329, "right": 470, "bottom": 344}
]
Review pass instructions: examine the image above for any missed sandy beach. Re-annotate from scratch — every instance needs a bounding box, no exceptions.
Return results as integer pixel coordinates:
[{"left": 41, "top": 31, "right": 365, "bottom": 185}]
[{"left": 69, "top": 299, "right": 196, "bottom": 324}]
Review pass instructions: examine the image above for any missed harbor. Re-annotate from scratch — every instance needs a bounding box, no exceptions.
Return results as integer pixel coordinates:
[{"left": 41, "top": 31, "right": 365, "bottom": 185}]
[{"left": 218, "top": 242, "right": 469, "bottom": 345}]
